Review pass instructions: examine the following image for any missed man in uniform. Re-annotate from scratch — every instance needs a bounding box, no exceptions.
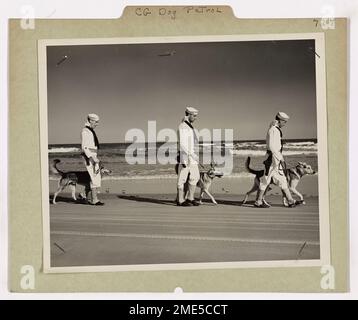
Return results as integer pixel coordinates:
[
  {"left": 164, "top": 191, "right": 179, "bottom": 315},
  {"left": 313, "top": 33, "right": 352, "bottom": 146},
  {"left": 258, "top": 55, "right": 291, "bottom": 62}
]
[
  {"left": 255, "top": 112, "right": 296, "bottom": 208},
  {"left": 81, "top": 113, "right": 104, "bottom": 206},
  {"left": 176, "top": 107, "right": 201, "bottom": 206}
]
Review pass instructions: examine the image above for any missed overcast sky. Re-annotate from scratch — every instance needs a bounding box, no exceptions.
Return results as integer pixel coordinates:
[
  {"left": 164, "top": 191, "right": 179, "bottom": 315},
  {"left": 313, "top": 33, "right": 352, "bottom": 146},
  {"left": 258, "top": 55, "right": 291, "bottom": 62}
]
[{"left": 47, "top": 39, "right": 317, "bottom": 144}]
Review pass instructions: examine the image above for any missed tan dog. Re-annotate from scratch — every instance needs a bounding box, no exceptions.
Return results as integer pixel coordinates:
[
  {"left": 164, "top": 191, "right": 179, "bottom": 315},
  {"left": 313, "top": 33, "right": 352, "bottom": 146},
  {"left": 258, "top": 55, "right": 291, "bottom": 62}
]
[
  {"left": 243, "top": 157, "right": 316, "bottom": 206},
  {"left": 50, "top": 159, "right": 111, "bottom": 204},
  {"left": 182, "top": 163, "right": 223, "bottom": 205}
]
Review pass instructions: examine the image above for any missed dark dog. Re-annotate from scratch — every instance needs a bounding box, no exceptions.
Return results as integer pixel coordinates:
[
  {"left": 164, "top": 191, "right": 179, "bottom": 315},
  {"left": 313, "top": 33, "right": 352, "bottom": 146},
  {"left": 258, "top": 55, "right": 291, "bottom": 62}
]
[
  {"left": 50, "top": 159, "right": 112, "bottom": 204},
  {"left": 243, "top": 156, "right": 316, "bottom": 206}
]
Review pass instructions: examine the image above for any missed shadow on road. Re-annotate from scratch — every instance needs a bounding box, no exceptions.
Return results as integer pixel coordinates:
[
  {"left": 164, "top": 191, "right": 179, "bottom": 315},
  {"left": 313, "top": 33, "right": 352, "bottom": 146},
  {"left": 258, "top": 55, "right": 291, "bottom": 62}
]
[
  {"left": 49, "top": 195, "right": 89, "bottom": 205},
  {"left": 117, "top": 194, "right": 176, "bottom": 206},
  {"left": 213, "top": 199, "right": 243, "bottom": 206}
]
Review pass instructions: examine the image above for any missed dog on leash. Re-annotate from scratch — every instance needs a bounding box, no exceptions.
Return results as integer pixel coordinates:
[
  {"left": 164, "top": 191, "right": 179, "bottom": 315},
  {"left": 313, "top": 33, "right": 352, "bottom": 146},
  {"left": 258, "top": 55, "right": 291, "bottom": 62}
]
[
  {"left": 50, "top": 159, "right": 112, "bottom": 204},
  {"left": 176, "top": 162, "right": 224, "bottom": 205},
  {"left": 243, "top": 157, "right": 316, "bottom": 206}
]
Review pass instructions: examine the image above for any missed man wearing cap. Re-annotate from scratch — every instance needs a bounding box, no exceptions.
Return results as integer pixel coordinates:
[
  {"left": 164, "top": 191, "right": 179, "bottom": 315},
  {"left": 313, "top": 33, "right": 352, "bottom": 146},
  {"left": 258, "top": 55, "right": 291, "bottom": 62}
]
[
  {"left": 255, "top": 112, "right": 296, "bottom": 208},
  {"left": 176, "top": 107, "right": 201, "bottom": 206},
  {"left": 81, "top": 113, "right": 104, "bottom": 206}
]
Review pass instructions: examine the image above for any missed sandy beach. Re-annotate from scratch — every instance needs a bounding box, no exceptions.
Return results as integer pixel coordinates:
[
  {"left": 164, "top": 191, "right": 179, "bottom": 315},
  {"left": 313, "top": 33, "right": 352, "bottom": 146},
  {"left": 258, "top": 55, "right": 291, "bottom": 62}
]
[
  {"left": 48, "top": 175, "right": 320, "bottom": 268},
  {"left": 49, "top": 174, "right": 318, "bottom": 196}
]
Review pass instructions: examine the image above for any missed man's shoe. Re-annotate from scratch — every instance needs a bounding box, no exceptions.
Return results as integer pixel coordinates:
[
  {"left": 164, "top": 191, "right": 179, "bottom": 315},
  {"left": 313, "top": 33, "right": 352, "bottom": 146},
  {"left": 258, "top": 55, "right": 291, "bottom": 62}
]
[
  {"left": 288, "top": 201, "right": 296, "bottom": 208},
  {"left": 254, "top": 202, "right": 270, "bottom": 208},
  {"left": 188, "top": 199, "right": 201, "bottom": 206},
  {"left": 91, "top": 201, "right": 105, "bottom": 206},
  {"left": 295, "top": 200, "right": 305, "bottom": 205},
  {"left": 177, "top": 200, "right": 193, "bottom": 207}
]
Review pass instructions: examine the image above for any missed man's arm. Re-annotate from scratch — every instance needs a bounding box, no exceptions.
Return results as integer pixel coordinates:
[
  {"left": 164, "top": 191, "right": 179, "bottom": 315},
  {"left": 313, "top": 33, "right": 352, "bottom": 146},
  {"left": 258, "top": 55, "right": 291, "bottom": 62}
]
[
  {"left": 81, "top": 129, "right": 99, "bottom": 163},
  {"left": 179, "top": 126, "right": 198, "bottom": 163},
  {"left": 268, "top": 127, "right": 283, "bottom": 161}
]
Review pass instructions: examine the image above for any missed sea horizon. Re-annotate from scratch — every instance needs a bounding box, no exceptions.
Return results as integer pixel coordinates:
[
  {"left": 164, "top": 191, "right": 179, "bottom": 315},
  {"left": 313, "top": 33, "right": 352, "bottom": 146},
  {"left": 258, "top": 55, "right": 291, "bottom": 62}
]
[
  {"left": 49, "top": 138, "right": 318, "bottom": 148},
  {"left": 48, "top": 138, "right": 318, "bottom": 179}
]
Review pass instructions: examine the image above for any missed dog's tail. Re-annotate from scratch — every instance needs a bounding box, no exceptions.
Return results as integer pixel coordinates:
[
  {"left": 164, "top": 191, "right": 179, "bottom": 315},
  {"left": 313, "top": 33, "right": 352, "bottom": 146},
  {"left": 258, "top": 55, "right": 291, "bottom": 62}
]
[
  {"left": 245, "top": 157, "right": 263, "bottom": 175},
  {"left": 50, "top": 159, "right": 64, "bottom": 175}
]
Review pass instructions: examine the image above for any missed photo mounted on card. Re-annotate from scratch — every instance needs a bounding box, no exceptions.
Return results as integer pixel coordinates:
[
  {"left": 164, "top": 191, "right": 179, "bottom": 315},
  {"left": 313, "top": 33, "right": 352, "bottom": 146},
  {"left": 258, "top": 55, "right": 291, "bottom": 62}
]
[
  {"left": 9, "top": 6, "right": 348, "bottom": 292},
  {"left": 38, "top": 33, "right": 330, "bottom": 273}
]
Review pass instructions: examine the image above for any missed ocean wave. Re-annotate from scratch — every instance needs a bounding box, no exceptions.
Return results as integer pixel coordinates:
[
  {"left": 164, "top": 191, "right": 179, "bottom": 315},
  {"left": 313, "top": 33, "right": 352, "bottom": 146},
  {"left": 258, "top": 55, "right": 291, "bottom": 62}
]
[
  {"left": 48, "top": 141, "right": 317, "bottom": 155},
  {"left": 48, "top": 147, "right": 81, "bottom": 153},
  {"left": 235, "top": 142, "right": 261, "bottom": 148},
  {"left": 285, "top": 145, "right": 317, "bottom": 150},
  {"left": 235, "top": 143, "right": 316, "bottom": 150},
  {"left": 230, "top": 149, "right": 317, "bottom": 156},
  {"left": 231, "top": 150, "right": 266, "bottom": 156},
  {"left": 286, "top": 141, "right": 316, "bottom": 146}
]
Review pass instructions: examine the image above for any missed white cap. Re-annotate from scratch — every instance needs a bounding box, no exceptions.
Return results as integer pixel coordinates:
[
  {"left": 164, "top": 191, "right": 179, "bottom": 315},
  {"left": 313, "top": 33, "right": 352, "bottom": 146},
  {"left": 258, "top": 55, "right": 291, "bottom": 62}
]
[
  {"left": 185, "top": 106, "right": 199, "bottom": 115},
  {"left": 87, "top": 113, "right": 100, "bottom": 121},
  {"left": 276, "top": 112, "right": 289, "bottom": 121}
]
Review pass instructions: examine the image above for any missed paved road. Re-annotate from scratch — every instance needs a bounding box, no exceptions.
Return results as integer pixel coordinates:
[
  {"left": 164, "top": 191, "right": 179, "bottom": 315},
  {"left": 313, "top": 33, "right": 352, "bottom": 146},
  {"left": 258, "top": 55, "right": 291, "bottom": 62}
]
[{"left": 49, "top": 194, "right": 320, "bottom": 267}]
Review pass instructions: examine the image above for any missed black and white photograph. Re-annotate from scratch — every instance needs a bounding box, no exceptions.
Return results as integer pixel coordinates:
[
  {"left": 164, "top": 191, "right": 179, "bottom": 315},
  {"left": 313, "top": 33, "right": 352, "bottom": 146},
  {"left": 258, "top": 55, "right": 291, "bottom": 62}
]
[{"left": 39, "top": 34, "right": 330, "bottom": 272}]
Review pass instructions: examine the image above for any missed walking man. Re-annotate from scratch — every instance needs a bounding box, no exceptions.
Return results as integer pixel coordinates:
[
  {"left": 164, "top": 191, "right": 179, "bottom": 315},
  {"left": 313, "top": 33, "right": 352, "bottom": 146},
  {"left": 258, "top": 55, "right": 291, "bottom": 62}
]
[
  {"left": 176, "top": 107, "right": 201, "bottom": 206},
  {"left": 255, "top": 112, "right": 296, "bottom": 208},
  {"left": 81, "top": 113, "right": 104, "bottom": 206}
]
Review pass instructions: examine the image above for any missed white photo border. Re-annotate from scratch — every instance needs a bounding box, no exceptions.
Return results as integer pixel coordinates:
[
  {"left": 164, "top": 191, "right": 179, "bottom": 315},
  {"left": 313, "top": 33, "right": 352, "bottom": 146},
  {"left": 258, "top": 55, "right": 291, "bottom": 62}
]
[{"left": 38, "top": 33, "right": 330, "bottom": 273}]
